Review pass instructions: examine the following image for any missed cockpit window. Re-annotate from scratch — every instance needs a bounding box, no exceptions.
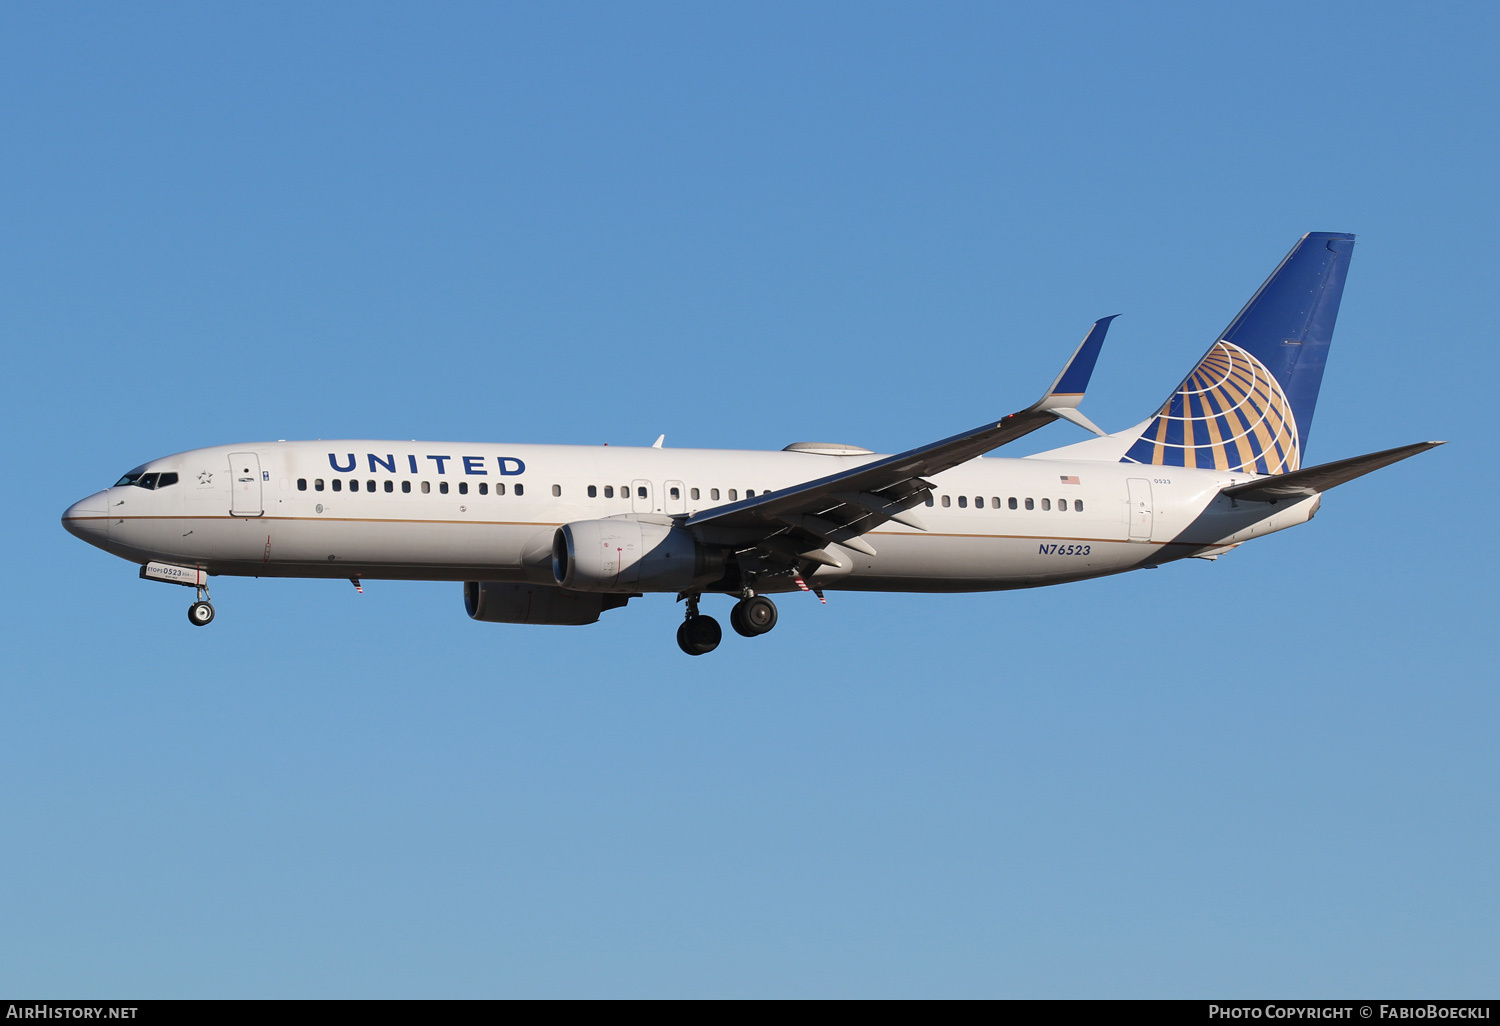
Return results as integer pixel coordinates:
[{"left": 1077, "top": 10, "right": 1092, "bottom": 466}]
[{"left": 114, "top": 467, "right": 176, "bottom": 489}]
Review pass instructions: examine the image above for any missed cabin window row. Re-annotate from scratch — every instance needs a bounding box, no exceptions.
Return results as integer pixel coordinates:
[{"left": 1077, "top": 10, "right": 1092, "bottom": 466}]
[
  {"left": 926, "top": 494, "right": 1085, "bottom": 512},
  {"left": 583, "top": 485, "right": 761, "bottom": 501},
  {"left": 297, "top": 478, "right": 526, "bottom": 496}
]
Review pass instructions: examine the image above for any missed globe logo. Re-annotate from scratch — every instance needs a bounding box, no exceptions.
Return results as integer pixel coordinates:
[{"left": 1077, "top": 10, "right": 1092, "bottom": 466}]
[{"left": 1124, "top": 341, "right": 1300, "bottom": 474}]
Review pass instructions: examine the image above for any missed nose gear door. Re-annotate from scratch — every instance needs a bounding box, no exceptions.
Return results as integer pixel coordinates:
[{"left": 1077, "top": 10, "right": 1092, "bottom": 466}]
[{"left": 230, "top": 453, "right": 264, "bottom": 517}]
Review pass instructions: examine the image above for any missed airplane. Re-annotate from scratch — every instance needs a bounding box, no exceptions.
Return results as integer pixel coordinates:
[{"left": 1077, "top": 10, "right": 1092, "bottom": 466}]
[{"left": 62, "top": 232, "right": 1442, "bottom": 655}]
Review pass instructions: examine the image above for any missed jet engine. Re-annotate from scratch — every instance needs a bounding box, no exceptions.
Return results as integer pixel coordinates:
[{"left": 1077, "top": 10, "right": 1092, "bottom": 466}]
[
  {"left": 552, "top": 518, "right": 723, "bottom": 593},
  {"left": 464, "top": 581, "right": 630, "bottom": 626}
]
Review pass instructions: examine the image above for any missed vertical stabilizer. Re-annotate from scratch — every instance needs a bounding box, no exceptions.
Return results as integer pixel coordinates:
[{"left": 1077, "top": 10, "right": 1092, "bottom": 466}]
[{"left": 1121, "top": 232, "right": 1355, "bottom": 474}]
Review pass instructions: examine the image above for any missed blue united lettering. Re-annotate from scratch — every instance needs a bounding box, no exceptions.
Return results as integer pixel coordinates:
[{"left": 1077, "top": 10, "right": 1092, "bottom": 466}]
[{"left": 327, "top": 453, "right": 527, "bottom": 476}]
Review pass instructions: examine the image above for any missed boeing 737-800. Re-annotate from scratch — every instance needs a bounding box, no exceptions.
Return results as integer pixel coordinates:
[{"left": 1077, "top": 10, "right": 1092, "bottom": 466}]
[{"left": 62, "top": 232, "right": 1441, "bottom": 654}]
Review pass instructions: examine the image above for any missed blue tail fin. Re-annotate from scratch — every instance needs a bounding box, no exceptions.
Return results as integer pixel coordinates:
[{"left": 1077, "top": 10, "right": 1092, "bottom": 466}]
[{"left": 1122, "top": 231, "right": 1355, "bottom": 474}]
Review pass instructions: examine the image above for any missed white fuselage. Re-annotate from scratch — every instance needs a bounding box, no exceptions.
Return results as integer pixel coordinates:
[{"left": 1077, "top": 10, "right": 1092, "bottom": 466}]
[{"left": 62, "top": 440, "right": 1317, "bottom": 594}]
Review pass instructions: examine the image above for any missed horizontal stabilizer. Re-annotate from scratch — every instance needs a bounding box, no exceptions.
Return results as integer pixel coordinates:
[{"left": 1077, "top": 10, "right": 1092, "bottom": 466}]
[{"left": 1222, "top": 441, "right": 1444, "bottom": 502}]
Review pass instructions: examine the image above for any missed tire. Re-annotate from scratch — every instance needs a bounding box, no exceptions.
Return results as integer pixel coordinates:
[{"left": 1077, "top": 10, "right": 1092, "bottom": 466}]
[
  {"left": 738, "top": 596, "right": 778, "bottom": 636},
  {"left": 188, "top": 601, "right": 215, "bottom": 627},
  {"left": 730, "top": 601, "right": 755, "bottom": 637},
  {"left": 677, "top": 615, "right": 721, "bottom": 655}
]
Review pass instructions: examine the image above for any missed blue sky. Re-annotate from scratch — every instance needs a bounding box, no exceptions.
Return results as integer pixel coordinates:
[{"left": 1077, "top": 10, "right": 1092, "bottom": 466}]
[{"left": 3, "top": 2, "right": 1496, "bottom": 997}]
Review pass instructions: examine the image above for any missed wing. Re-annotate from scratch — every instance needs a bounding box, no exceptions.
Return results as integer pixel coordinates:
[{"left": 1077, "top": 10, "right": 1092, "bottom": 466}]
[
  {"left": 1221, "top": 440, "right": 1445, "bottom": 503},
  {"left": 684, "top": 317, "right": 1116, "bottom": 564}
]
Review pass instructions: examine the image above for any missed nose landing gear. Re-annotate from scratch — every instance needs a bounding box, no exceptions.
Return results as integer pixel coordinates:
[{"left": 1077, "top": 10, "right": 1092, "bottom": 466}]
[{"left": 188, "top": 583, "right": 214, "bottom": 627}]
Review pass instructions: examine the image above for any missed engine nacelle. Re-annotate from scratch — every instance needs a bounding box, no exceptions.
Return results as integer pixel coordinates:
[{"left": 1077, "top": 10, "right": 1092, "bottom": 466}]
[
  {"left": 552, "top": 518, "right": 723, "bottom": 593},
  {"left": 464, "top": 581, "right": 630, "bottom": 626}
]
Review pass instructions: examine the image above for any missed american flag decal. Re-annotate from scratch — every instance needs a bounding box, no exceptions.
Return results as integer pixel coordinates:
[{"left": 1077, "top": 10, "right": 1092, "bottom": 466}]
[{"left": 1060, "top": 476, "right": 1080, "bottom": 485}]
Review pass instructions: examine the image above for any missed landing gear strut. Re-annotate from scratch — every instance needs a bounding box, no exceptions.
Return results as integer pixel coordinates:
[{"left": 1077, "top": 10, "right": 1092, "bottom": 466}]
[
  {"left": 676, "top": 593, "right": 721, "bottom": 655},
  {"left": 188, "top": 584, "right": 215, "bottom": 627},
  {"left": 730, "top": 595, "right": 778, "bottom": 637}
]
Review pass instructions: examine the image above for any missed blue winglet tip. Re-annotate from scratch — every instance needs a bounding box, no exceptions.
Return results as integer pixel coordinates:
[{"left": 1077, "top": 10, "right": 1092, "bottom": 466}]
[{"left": 1049, "top": 315, "right": 1117, "bottom": 396}]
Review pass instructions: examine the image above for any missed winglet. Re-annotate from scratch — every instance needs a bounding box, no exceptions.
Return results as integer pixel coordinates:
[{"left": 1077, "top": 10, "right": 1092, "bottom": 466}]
[{"left": 1039, "top": 315, "right": 1116, "bottom": 411}]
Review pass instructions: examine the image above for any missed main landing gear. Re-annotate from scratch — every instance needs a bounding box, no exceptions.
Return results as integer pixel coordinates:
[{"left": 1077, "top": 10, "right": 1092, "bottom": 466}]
[
  {"left": 676, "top": 593, "right": 779, "bottom": 654},
  {"left": 677, "top": 594, "right": 722, "bottom": 656},
  {"left": 188, "top": 584, "right": 215, "bottom": 627},
  {"left": 730, "top": 595, "right": 778, "bottom": 637}
]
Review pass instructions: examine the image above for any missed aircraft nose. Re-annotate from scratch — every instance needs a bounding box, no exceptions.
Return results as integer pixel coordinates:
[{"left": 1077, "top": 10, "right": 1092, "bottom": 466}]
[{"left": 62, "top": 491, "right": 110, "bottom": 543}]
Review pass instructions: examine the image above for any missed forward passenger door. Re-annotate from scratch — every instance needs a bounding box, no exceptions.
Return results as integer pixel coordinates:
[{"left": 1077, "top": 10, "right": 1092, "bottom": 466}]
[{"left": 229, "top": 453, "right": 264, "bottom": 517}]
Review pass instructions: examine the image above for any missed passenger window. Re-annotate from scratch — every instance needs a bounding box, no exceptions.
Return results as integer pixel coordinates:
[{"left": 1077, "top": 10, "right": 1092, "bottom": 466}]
[
  {"left": 1042, "top": 498, "right": 1051, "bottom": 511},
  {"left": 458, "top": 482, "right": 468, "bottom": 495},
  {"left": 384, "top": 480, "right": 394, "bottom": 493},
  {"left": 711, "top": 489, "right": 720, "bottom": 500},
  {"left": 514, "top": 483, "right": 524, "bottom": 496},
  {"left": 925, "top": 495, "right": 934, "bottom": 507},
  {"left": 670, "top": 487, "right": 680, "bottom": 499},
  {"left": 993, "top": 497, "right": 1001, "bottom": 508},
  {"left": 603, "top": 485, "right": 613, "bottom": 498},
  {"left": 401, "top": 481, "right": 411, "bottom": 493},
  {"left": 495, "top": 483, "right": 505, "bottom": 496},
  {"left": 941, "top": 495, "right": 951, "bottom": 508},
  {"left": 440, "top": 482, "right": 449, "bottom": 494},
  {"left": 477, "top": 482, "right": 486, "bottom": 495},
  {"left": 1008, "top": 497, "right": 1017, "bottom": 510},
  {"left": 690, "top": 488, "right": 699, "bottom": 500},
  {"left": 728, "top": 489, "right": 737, "bottom": 501},
  {"left": 958, "top": 495, "right": 967, "bottom": 508},
  {"left": 588, "top": 485, "right": 597, "bottom": 498},
  {"left": 139, "top": 472, "right": 159, "bottom": 489},
  {"left": 421, "top": 481, "right": 430, "bottom": 494},
  {"left": 332, "top": 480, "right": 342, "bottom": 492},
  {"left": 974, "top": 496, "right": 983, "bottom": 508},
  {"left": 158, "top": 472, "right": 178, "bottom": 488},
  {"left": 297, "top": 478, "right": 307, "bottom": 491},
  {"left": 315, "top": 479, "right": 325, "bottom": 491},
  {"left": 1057, "top": 497, "right": 1066, "bottom": 510},
  {"left": 746, "top": 489, "right": 755, "bottom": 498},
  {"left": 1075, "top": 499, "right": 1083, "bottom": 512},
  {"left": 367, "top": 480, "right": 375, "bottom": 492},
  {"left": 553, "top": 484, "right": 562, "bottom": 497},
  {"left": 636, "top": 486, "right": 646, "bottom": 499},
  {"left": 1024, "top": 498, "right": 1034, "bottom": 510}
]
